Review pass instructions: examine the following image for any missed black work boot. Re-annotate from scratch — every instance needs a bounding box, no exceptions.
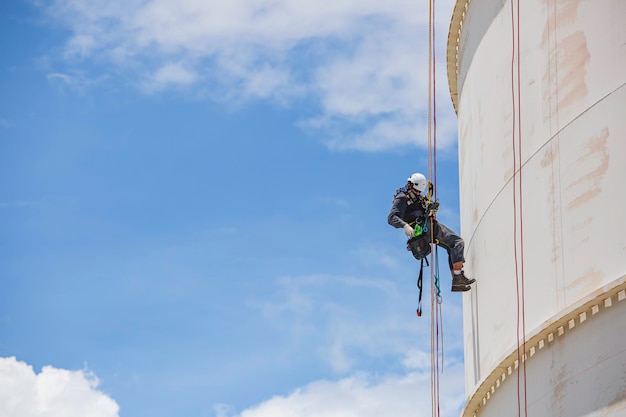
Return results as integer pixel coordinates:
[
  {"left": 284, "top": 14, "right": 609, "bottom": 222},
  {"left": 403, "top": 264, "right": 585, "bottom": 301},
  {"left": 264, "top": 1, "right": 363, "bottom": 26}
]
[
  {"left": 451, "top": 283, "right": 471, "bottom": 292},
  {"left": 451, "top": 271, "right": 475, "bottom": 292},
  {"left": 453, "top": 271, "right": 475, "bottom": 285}
]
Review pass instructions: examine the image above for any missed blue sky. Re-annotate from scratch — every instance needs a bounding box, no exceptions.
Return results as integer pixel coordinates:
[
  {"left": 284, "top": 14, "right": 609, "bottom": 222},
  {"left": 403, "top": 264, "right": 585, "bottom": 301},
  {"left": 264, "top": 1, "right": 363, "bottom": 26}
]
[{"left": 1, "top": 1, "right": 469, "bottom": 416}]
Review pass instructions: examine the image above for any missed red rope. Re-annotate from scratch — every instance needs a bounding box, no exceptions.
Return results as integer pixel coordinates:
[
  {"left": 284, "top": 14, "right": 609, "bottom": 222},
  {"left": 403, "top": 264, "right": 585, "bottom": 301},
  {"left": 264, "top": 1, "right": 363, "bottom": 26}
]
[
  {"left": 516, "top": 0, "right": 528, "bottom": 411},
  {"left": 432, "top": 0, "right": 437, "bottom": 203},
  {"left": 427, "top": 1, "right": 442, "bottom": 416},
  {"left": 510, "top": 0, "right": 528, "bottom": 415}
]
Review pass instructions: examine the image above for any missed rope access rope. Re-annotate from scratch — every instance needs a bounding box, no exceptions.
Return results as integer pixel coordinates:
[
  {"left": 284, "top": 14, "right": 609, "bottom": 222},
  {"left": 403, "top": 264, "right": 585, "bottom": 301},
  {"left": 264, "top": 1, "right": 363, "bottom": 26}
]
[
  {"left": 510, "top": 0, "right": 528, "bottom": 415},
  {"left": 426, "top": 1, "right": 443, "bottom": 416}
]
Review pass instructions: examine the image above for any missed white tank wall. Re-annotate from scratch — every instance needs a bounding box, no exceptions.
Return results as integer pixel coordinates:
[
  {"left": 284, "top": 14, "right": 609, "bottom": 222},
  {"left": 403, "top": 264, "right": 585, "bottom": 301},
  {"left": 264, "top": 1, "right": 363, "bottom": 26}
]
[{"left": 446, "top": 0, "right": 626, "bottom": 415}]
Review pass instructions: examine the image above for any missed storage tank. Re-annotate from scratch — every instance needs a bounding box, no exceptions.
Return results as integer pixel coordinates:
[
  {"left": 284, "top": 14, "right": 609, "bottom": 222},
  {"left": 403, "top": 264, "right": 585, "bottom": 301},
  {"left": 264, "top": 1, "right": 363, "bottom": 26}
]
[{"left": 445, "top": 0, "right": 626, "bottom": 416}]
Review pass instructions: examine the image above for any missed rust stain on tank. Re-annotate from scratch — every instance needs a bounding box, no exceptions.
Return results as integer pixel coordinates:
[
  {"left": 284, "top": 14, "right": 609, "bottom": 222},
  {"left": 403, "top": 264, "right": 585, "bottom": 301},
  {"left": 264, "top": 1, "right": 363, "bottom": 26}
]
[
  {"left": 556, "top": 31, "right": 591, "bottom": 107},
  {"left": 541, "top": 143, "right": 555, "bottom": 168},
  {"left": 567, "top": 266, "right": 604, "bottom": 298},
  {"left": 542, "top": 0, "right": 580, "bottom": 42},
  {"left": 540, "top": 144, "right": 562, "bottom": 263},
  {"left": 558, "top": 30, "right": 590, "bottom": 108},
  {"left": 566, "top": 128, "right": 610, "bottom": 210},
  {"left": 542, "top": 1, "right": 588, "bottom": 119},
  {"left": 556, "top": 0, "right": 579, "bottom": 24}
]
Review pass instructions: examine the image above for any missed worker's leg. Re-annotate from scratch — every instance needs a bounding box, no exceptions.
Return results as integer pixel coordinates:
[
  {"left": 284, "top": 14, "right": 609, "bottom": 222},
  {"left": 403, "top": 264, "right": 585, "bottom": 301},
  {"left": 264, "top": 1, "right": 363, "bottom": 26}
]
[
  {"left": 433, "top": 221, "right": 475, "bottom": 290},
  {"left": 433, "top": 221, "right": 465, "bottom": 268}
]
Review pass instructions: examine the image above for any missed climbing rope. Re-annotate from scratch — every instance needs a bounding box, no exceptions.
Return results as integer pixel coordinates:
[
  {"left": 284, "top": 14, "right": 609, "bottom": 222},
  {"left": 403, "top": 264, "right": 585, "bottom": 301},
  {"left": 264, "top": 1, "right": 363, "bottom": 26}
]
[
  {"left": 426, "top": 0, "right": 443, "bottom": 416},
  {"left": 510, "top": 0, "right": 528, "bottom": 415}
]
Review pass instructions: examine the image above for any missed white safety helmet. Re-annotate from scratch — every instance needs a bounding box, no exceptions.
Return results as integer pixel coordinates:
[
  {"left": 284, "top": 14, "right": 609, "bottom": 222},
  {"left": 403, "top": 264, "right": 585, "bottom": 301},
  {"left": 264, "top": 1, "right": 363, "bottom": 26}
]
[{"left": 407, "top": 173, "right": 427, "bottom": 192}]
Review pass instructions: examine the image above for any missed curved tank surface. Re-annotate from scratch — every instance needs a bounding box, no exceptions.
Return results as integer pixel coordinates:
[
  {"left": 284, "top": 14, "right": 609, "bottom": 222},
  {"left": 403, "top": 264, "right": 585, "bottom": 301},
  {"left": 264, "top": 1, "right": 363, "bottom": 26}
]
[{"left": 446, "top": 0, "right": 626, "bottom": 416}]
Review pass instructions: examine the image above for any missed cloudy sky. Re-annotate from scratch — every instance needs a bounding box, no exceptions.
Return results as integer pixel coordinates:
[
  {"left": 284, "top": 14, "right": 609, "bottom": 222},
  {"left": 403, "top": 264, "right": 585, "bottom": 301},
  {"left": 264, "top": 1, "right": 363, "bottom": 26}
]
[{"left": 1, "top": 0, "right": 469, "bottom": 416}]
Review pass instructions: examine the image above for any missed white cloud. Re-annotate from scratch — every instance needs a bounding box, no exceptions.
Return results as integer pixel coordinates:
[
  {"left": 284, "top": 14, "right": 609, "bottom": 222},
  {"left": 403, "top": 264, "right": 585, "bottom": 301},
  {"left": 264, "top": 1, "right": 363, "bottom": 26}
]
[
  {"left": 46, "top": 71, "right": 109, "bottom": 93},
  {"left": 402, "top": 348, "right": 431, "bottom": 370},
  {"left": 142, "top": 61, "right": 198, "bottom": 91},
  {"left": 41, "top": 0, "right": 458, "bottom": 151},
  {"left": 0, "top": 357, "right": 119, "bottom": 417},
  {"left": 255, "top": 273, "right": 465, "bottom": 374},
  {"left": 228, "top": 367, "right": 466, "bottom": 417},
  {"left": 353, "top": 246, "right": 402, "bottom": 270}
]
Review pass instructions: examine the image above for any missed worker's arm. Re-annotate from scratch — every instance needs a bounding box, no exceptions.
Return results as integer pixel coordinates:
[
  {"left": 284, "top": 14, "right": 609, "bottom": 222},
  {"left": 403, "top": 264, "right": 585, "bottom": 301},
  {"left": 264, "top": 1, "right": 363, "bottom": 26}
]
[{"left": 387, "top": 194, "right": 409, "bottom": 228}]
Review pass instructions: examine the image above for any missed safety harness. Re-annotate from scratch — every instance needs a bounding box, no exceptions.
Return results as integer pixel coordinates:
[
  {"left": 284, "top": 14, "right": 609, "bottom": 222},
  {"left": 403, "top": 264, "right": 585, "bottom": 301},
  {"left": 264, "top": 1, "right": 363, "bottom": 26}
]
[{"left": 403, "top": 181, "right": 441, "bottom": 317}]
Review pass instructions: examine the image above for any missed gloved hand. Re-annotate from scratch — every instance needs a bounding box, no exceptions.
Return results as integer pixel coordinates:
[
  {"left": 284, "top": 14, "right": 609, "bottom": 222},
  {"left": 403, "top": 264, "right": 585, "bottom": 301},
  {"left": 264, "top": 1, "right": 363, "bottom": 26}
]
[
  {"left": 426, "top": 200, "right": 439, "bottom": 217},
  {"left": 403, "top": 223, "right": 414, "bottom": 238}
]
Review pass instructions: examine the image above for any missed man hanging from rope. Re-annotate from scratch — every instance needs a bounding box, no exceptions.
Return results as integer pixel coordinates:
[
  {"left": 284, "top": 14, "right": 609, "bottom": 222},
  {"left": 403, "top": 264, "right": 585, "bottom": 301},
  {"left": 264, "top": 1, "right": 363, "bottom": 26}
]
[{"left": 388, "top": 173, "right": 476, "bottom": 292}]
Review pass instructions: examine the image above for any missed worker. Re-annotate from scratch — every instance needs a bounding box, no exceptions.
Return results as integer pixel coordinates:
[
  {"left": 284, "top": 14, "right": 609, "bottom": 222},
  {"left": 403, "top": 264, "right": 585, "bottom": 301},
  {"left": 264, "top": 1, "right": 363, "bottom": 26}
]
[{"left": 388, "top": 173, "right": 475, "bottom": 292}]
